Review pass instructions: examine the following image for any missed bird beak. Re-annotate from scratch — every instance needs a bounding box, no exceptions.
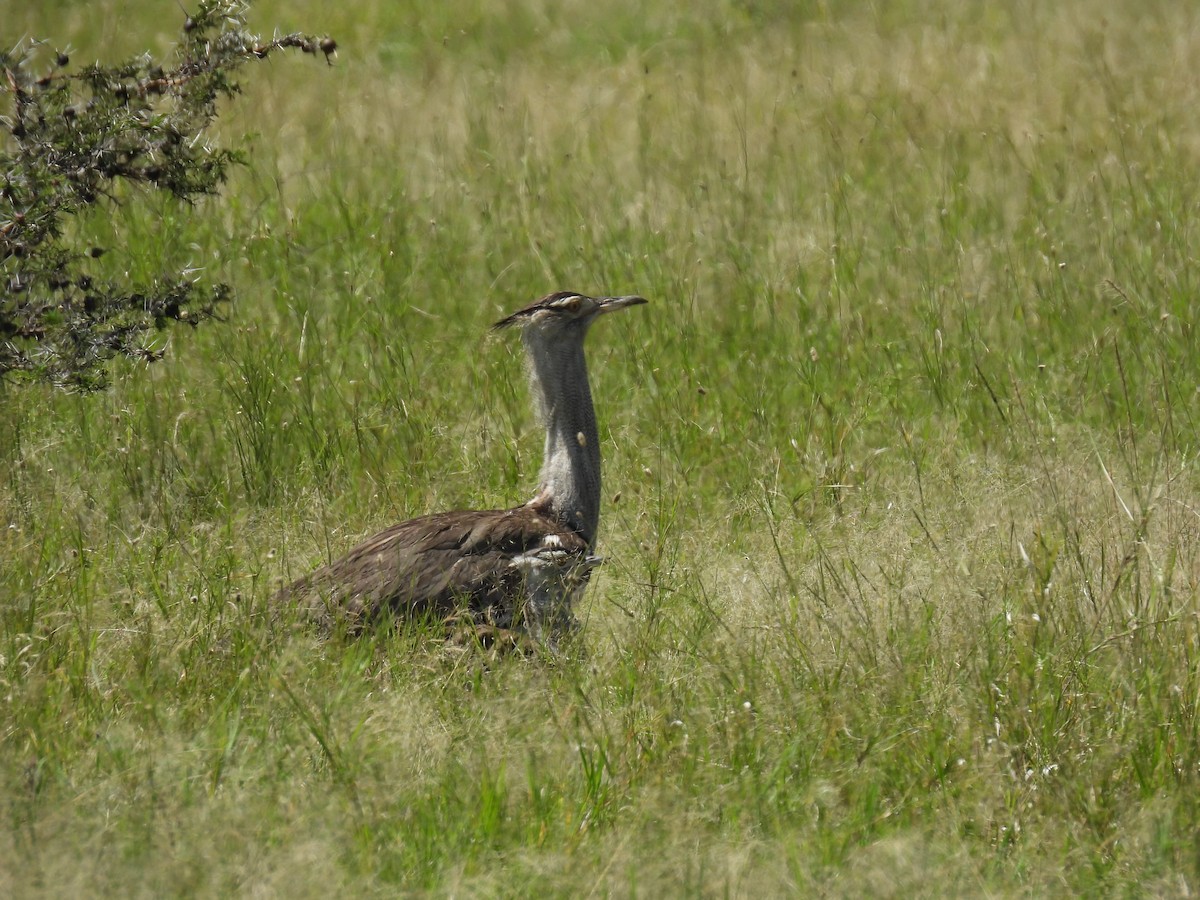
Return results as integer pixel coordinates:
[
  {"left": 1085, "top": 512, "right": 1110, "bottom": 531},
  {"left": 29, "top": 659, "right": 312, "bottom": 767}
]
[{"left": 597, "top": 295, "right": 648, "bottom": 315}]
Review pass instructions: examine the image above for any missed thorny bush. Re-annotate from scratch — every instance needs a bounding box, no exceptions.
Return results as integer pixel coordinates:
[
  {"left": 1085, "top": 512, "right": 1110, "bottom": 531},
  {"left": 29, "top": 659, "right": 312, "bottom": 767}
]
[{"left": 0, "top": 0, "right": 334, "bottom": 390}]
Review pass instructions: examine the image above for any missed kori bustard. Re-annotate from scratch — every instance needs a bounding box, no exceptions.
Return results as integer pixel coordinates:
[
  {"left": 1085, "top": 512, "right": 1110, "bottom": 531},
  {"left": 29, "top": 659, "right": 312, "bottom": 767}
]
[{"left": 277, "top": 291, "right": 647, "bottom": 643}]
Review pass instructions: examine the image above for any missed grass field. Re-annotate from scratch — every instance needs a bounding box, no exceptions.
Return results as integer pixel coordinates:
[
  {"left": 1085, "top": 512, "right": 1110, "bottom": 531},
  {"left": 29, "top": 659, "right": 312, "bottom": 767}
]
[{"left": 4, "top": 0, "right": 1200, "bottom": 894}]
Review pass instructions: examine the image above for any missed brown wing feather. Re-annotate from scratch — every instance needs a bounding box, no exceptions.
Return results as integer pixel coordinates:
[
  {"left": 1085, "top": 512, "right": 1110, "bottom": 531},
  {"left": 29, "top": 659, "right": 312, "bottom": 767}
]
[{"left": 276, "top": 506, "right": 588, "bottom": 629}]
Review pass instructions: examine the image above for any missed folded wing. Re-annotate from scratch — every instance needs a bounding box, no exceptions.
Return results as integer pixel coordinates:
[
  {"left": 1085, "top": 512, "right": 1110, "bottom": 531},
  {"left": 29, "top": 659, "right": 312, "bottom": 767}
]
[{"left": 278, "top": 506, "right": 591, "bottom": 630}]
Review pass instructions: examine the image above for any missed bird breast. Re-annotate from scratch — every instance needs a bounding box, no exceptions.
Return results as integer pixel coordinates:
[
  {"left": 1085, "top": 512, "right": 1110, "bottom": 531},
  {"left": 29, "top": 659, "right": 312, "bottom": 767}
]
[{"left": 510, "top": 548, "right": 601, "bottom": 642}]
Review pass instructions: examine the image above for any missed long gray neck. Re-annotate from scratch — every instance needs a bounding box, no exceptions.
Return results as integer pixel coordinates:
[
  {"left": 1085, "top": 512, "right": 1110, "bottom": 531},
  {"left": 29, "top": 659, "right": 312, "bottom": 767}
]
[{"left": 523, "top": 330, "right": 602, "bottom": 548}]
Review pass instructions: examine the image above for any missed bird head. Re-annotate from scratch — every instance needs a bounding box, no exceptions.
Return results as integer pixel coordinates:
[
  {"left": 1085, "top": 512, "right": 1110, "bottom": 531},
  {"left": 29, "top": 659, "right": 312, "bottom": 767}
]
[{"left": 492, "top": 291, "right": 647, "bottom": 334}]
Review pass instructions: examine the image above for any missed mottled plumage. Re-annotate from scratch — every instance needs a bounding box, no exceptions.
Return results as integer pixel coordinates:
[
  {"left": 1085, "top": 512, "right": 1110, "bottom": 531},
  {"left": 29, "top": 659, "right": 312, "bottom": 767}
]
[
  {"left": 284, "top": 506, "right": 591, "bottom": 631},
  {"left": 277, "top": 291, "right": 646, "bottom": 642}
]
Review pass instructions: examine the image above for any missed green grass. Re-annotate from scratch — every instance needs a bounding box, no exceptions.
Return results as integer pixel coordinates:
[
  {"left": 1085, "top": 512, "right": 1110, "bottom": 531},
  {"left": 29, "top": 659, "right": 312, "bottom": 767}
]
[{"left": 4, "top": 0, "right": 1200, "bottom": 894}]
